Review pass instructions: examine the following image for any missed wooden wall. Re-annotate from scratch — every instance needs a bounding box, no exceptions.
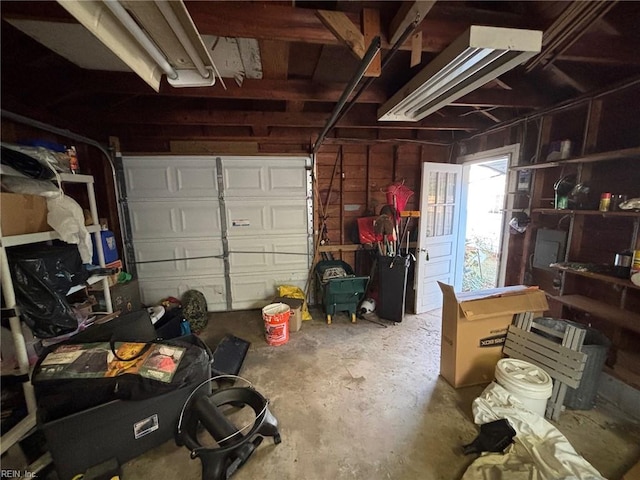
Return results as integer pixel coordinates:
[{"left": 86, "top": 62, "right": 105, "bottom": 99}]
[{"left": 314, "top": 142, "right": 451, "bottom": 271}]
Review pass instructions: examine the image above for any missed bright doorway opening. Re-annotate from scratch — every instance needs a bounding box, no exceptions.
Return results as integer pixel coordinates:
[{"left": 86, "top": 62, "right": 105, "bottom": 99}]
[{"left": 462, "top": 156, "right": 508, "bottom": 291}]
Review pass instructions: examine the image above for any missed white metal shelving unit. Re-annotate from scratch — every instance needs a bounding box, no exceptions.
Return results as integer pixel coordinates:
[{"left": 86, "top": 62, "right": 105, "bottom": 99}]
[{"left": 0, "top": 171, "right": 113, "bottom": 454}]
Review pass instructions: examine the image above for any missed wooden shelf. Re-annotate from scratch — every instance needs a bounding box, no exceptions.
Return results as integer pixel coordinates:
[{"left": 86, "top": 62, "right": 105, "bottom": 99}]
[
  {"left": 549, "top": 294, "right": 640, "bottom": 334},
  {"left": 533, "top": 208, "right": 640, "bottom": 218},
  {"left": 551, "top": 265, "right": 640, "bottom": 290},
  {"left": 510, "top": 146, "right": 640, "bottom": 171}
]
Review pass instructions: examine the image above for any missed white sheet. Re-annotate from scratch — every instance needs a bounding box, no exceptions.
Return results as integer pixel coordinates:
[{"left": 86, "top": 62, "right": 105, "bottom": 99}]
[{"left": 462, "top": 382, "right": 605, "bottom": 480}]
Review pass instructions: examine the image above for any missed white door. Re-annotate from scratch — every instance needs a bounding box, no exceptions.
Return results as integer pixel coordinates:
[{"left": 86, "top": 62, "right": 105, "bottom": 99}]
[
  {"left": 123, "top": 155, "right": 311, "bottom": 311},
  {"left": 414, "top": 162, "right": 463, "bottom": 313}
]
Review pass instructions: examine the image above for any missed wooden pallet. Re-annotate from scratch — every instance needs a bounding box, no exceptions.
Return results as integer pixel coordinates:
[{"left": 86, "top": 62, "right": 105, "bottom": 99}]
[{"left": 503, "top": 312, "right": 588, "bottom": 421}]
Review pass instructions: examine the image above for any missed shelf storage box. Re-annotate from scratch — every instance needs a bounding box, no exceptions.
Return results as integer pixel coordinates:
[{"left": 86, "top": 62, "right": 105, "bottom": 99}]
[
  {"left": 0, "top": 193, "right": 49, "bottom": 236},
  {"left": 438, "top": 282, "right": 549, "bottom": 388}
]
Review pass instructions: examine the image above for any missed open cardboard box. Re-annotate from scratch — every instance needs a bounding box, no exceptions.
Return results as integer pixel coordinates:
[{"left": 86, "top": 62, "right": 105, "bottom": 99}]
[{"left": 438, "top": 282, "right": 549, "bottom": 388}]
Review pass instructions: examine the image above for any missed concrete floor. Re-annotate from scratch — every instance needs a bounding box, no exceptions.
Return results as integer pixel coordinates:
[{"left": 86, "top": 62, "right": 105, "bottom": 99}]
[{"left": 120, "top": 308, "right": 640, "bottom": 480}]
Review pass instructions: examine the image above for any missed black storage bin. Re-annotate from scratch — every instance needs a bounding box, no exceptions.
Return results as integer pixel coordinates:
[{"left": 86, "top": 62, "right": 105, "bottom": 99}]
[
  {"left": 564, "top": 327, "right": 611, "bottom": 410},
  {"left": 37, "top": 335, "right": 212, "bottom": 479},
  {"left": 534, "top": 317, "right": 611, "bottom": 410},
  {"left": 377, "top": 255, "right": 410, "bottom": 323}
]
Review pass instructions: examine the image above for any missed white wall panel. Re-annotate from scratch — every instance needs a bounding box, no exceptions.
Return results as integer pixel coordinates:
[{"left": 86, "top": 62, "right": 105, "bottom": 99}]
[
  {"left": 134, "top": 239, "right": 224, "bottom": 279},
  {"left": 128, "top": 201, "right": 221, "bottom": 239}
]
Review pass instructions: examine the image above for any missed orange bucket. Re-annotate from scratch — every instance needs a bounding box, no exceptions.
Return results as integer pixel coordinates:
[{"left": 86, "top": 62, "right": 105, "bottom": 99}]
[{"left": 262, "top": 303, "right": 291, "bottom": 346}]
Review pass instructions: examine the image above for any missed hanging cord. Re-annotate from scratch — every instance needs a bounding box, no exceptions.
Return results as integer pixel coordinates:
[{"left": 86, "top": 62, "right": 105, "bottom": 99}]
[{"left": 176, "top": 375, "right": 270, "bottom": 448}]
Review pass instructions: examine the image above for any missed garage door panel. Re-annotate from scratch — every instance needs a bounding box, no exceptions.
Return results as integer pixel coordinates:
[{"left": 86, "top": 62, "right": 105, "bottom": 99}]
[
  {"left": 228, "top": 235, "right": 309, "bottom": 273},
  {"left": 222, "top": 157, "right": 307, "bottom": 198},
  {"left": 138, "top": 277, "right": 227, "bottom": 312},
  {"left": 226, "top": 200, "right": 307, "bottom": 237},
  {"left": 128, "top": 201, "right": 221, "bottom": 239},
  {"left": 230, "top": 271, "right": 307, "bottom": 310},
  {"left": 124, "top": 157, "right": 218, "bottom": 199},
  {"left": 134, "top": 240, "right": 224, "bottom": 279},
  {"left": 124, "top": 155, "right": 310, "bottom": 312}
]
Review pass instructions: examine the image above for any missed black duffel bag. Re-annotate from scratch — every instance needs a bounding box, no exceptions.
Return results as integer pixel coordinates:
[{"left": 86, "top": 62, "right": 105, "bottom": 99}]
[{"left": 33, "top": 310, "right": 212, "bottom": 421}]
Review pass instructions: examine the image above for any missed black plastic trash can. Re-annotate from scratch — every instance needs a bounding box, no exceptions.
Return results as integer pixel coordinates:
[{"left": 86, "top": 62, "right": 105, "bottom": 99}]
[
  {"left": 535, "top": 317, "right": 611, "bottom": 410},
  {"left": 376, "top": 255, "right": 410, "bottom": 323},
  {"left": 564, "top": 326, "right": 611, "bottom": 409}
]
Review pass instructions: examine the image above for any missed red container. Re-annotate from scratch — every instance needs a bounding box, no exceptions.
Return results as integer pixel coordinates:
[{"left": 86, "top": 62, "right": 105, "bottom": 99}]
[{"left": 262, "top": 303, "right": 290, "bottom": 346}]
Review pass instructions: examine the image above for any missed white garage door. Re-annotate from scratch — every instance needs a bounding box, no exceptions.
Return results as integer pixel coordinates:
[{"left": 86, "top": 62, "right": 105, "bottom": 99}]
[{"left": 123, "top": 155, "right": 311, "bottom": 311}]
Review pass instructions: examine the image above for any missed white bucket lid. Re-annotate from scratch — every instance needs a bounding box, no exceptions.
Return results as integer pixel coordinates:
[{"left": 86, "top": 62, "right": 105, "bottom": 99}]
[
  {"left": 262, "top": 303, "right": 290, "bottom": 316},
  {"left": 495, "top": 358, "right": 553, "bottom": 399}
]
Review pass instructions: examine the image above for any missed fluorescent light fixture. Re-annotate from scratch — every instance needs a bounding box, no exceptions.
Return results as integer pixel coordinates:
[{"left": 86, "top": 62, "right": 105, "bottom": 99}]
[
  {"left": 57, "top": 0, "right": 221, "bottom": 92},
  {"left": 378, "top": 26, "right": 542, "bottom": 122}
]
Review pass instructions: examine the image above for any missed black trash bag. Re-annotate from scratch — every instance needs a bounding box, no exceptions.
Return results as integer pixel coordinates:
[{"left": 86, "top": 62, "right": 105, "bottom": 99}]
[
  {"left": 8, "top": 243, "right": 89, "bottom": 338},
  {"left": 0, "top": 145, "right": 55, "bottom": 180},
  {"left": 462, "top": 418, "right": 517, "bottom": 455}
]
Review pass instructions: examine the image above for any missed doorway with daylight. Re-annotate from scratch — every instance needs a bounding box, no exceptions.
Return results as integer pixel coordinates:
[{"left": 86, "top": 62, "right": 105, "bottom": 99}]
[
  {"left": 459, "top": 144, "right": 519, "bottom": 292},
  {"left": 414, "top": 144, "right": 519, "bottom": 314}
]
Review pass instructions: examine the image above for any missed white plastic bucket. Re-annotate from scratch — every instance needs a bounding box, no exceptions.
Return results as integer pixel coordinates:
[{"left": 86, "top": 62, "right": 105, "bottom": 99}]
[{"left": 495, "top": 358, "right": 553, "bottom": 417}]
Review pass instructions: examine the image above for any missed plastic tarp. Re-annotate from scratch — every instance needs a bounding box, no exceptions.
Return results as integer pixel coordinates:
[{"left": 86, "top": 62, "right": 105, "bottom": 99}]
[
  {"left": 462, "top": 382, "right": 605, "bottom": 480},
  {"left": 47, "top": 194, "right": 93, "bottom": 263}
]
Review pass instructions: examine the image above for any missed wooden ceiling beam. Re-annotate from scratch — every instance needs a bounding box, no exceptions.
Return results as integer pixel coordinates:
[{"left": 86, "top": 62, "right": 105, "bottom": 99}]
[
  {"left": 80, "top": 109, "right": 481, "bottom": 131},
  {"left": 389, "top": 1, "right": 436, "bottom": 45},
  {"left": 7, "top": 70, "right": 387, "bottom": 104},
  {"left": 259, "top": 40, "right": 290, "bottom": 79},
  {"left": 24, "top": 69, "right": 545, "bottom": 108},
  {"left": 4, "top": 1, "right": 529, "bottom": 55},
  {"left": 556, "top": 34, "right": 640, "bottom": 66},
  {"left": 186, "top": 2, "right": 526, "bottom": 53},
  {"left": 316, "top": 10, "right": 365, "bottom": 59},
  {"left": 452, "top": 88, "right": 547, "bottom": 108}
]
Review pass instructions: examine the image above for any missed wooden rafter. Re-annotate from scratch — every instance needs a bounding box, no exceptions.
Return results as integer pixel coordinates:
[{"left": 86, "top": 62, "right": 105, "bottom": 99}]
[
  {"left": 79, "top": 109, "right": 483, "bottom": 131},
  {"left": 315, "top": 10, "right": 365, "bottom": 59},
  {"left": 389, "top": 1, "right": 436, "bottom": 45}
]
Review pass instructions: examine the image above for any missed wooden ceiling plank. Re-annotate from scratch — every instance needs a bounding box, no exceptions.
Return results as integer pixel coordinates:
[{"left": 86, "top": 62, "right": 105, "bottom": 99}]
[
  {"left": 259, "top": 40, "right": 289, "bottom": 80},
  {"left": 287, "top": 101, "right": 305, "bottom": 113},
  {"left": 316, "top": 10, "right": 365, "bottom": 59},
  {"left": 389, "top": 1, "right": 436, "bottom": 46},
  {"left": 472, "top": 106, "right": 502, "bottom": 123},
  {"left": 362, "top": 8, "right": 381, "bottom": 77},
  {"left": 187, "top": 1, "right": 345, "bottom": 45},
  {"left": 410, "top": 31, "right": 423, "bottom": 67},
  {"left": 85, "top": 109, "right": 481, "bottom": 131},
  {"left": 547, "top": 64, "right": 591, "bottom": 93}
]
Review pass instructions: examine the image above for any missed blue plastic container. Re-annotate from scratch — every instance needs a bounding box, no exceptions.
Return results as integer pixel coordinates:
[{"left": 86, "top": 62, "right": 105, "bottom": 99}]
[{"left": 92, "top": 230, "right": 119, "bottom": 265}]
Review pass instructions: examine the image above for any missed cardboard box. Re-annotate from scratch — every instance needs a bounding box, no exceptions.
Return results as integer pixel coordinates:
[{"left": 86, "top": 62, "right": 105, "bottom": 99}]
[
  {"left": 622, "top": 459, "right": 640, "bottom": 480},
  {"left": 273, "top": 296, "right": 303, "bottom": 332},
  {"left": 438, "top": 282, "right": 549, "bottom": 388},
  {"left": 0, "top": 192, "right": 49, "bottom": 236}
]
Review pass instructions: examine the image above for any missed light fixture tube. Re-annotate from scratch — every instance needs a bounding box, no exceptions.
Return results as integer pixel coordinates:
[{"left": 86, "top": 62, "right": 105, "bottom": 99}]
[
  {"left": 378, "top": 26, "right": 542, "bottom": 122},
  {"left": 103, "top": 0, "right": 178, "bottom": 80}
]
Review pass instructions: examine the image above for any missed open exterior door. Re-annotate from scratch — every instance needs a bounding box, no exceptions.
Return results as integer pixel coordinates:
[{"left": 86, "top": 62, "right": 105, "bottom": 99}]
[{"left": 414, "top": 162, "right": 463, "bottom": 313}]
